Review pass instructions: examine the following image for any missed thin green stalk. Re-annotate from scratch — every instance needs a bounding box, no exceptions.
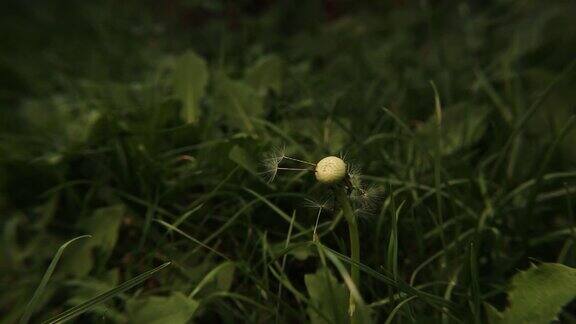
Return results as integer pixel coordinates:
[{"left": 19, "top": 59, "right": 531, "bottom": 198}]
[{"left": 334, "top": 186, "right": 360, "bottom": 324}]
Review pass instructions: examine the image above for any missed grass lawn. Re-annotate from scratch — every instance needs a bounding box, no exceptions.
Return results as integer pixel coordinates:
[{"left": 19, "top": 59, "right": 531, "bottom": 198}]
[{"left": 1, "top": 1, "right": 576, "bottom": 323}]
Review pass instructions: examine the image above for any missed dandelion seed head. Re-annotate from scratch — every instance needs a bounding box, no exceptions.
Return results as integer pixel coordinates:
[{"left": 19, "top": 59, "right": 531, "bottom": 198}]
[{"left": 315, "top": 156, "right": 347, "bottom": 184}]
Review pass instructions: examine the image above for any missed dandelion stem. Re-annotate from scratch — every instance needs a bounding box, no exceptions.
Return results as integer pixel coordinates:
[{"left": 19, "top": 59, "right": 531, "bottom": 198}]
[{"left": 335, "top": 186, "right": 360, "bottom": 324}]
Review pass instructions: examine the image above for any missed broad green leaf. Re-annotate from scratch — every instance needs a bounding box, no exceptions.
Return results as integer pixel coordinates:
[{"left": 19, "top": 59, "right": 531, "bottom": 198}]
[
  {"left": 272, "top": 242, "right": 314, "bottom": 261},
  {"left": 127, "top": 292, "right": 199, "bottom": 324},
  {"left": 81, "top": 205, "right": 124, "bottom": 252},
  {"left": 214, "top": 75, "right": 263, "bottom": 135},
  {"left": 61, "top": 205, "right": 124, "bottom": 277},
  {"left": 189, "top": 261, "right": 236, "bottom": 299},
  {"left": 488, "top": 263, "right": 576, "bottom": 324},
  {"left": 216, "top": 261, "right": 236, "bottom": 291},
  {"left": 280, "top": 117, "right": 350, "bottom": 153},
  {"left": 246, "top": 55, "right": 283, "bottom": 95},
  {"left": 305, "top": 267, "right": 349, "bottom": 324},
  {"left": 173, "top": 51, "right": 209, "bottom": 124},
  {"left": 417, "top": 104, "right": 489, "bottom": 155},
  {"left": 60, "top": 243, "right": 93, "bottom": 278},
  {"left": 19, "top": 96, "right": 101, "bottom": 154},
  {"left": 321, "top": 245, "right": 373, "bottom": 324}
]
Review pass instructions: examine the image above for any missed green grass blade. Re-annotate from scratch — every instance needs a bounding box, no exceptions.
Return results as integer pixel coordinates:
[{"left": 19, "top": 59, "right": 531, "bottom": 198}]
[
  {"left": 155, "top": 219, "right": 230, "bottom": 260},
  {"left": 20, "top": 235, "right": 91, "bottom": 324},
  {"left": 430, "top": 81, "right": 447, "bottom": 258},
  {"left": 318, "top": 244, "right": 462, "bottom": 319},
  {"left": 469, "top": 242, "right": 481, "bottom": 324},
  {"left": 42, "top": 262, "right": 171, "bottom": 324},
  {"left": 490, "top": 58, "right": 576, "bottom": 179},
  {"left": 244, "top": 188, "right": 306, "bottom": 231},
  {"left": 524, "top": 115, "right": 576, "bottom": 225},
  {"left": 384, "top": 296, "right": 417, "bottom": 324}
]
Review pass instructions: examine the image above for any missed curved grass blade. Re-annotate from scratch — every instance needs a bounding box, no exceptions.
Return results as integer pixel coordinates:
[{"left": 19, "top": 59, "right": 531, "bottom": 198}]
[
  {"left": 384, "top": 296, "right": 418, "bottom": 324},
  {"left": 271, "top": 241, "right": 462, "bottom": 320},
  {"left": 43, "top": 262, "right": 171, "bottom": 324},
  {"left": 318, "top": 244, "right": 463, "bottom": 320},
  {"left": 189, "top": 261, "right": 235, "bottom": 299},
  {"left": 20, "top": 235, "right": 92, "bottom": 324}
]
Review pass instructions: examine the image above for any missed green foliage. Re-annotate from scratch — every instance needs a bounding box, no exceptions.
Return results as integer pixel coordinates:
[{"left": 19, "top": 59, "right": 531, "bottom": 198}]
[
  {"left": 305, "top": 267, "right": 349, "bottom": 324},
  {"left": 2, "top": 1, "right": 576, "bottom": 323},
  {"left": 246, "top": 55, "right": 284, "bottom": 95},
  {"left": 173, "top": 51, "right": 209, "bottom": 124},
  {"left": 417, "top": 104, "right": 490, "bottom": 155},
  {"left": 61, "top": 205, "right": 124, "bottom": 277},
  {"left": 189, "top": 261, "right": 236, "bottom": 298},
  {"left": 127, "top": 292, "right": 199, "bottom": 324},
  {"left": 214, "top": 74, "right": 264, "bottom": 135},
  {"left": 488, "top": 263, "right": 576, "bottom": 324},
  {"left": 66, "top": 270, "right": 126, "bottom": 322},
  {"left": 44, "top": 262, "right": 171, "bottom": 324},
  {"left": 20, "top": 235, "right": 91, "bottom": 324},
  {"left": 228, "top": 145, "right": 260, "bottom": 179},
  {"left": 82, "top": 206, "right": 125, "bottom": 253}
]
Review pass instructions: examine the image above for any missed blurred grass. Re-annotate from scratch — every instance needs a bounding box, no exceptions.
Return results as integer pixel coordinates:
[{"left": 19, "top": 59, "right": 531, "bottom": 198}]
[{"left": 1, "top": 0, "right": 576, "bottom": 323}]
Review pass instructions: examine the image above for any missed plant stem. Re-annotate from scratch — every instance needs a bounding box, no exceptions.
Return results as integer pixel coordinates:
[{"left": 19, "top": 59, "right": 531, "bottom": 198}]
[{"left": 335, "top": 186, "right": 360, "bottom": 323}]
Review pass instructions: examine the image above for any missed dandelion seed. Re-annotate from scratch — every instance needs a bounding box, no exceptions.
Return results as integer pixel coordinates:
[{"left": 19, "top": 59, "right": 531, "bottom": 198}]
[
  {"left": 304, "top": 198, "right": 330, "bottom": 242},
  {"left": 261, "top": 146, "right": 286, "bottom": 183},
  {"left": 352, "top": 185, "right": 385, "bottom": 217},
  {"left": 347, "top": 162, "right": 363, "bottom": 189},
  {"left": 303, "top": 198, "right": 331, "bottom": 210},
  {"left": 261, "top": 146, "right": 316, "bottom": 183}
]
